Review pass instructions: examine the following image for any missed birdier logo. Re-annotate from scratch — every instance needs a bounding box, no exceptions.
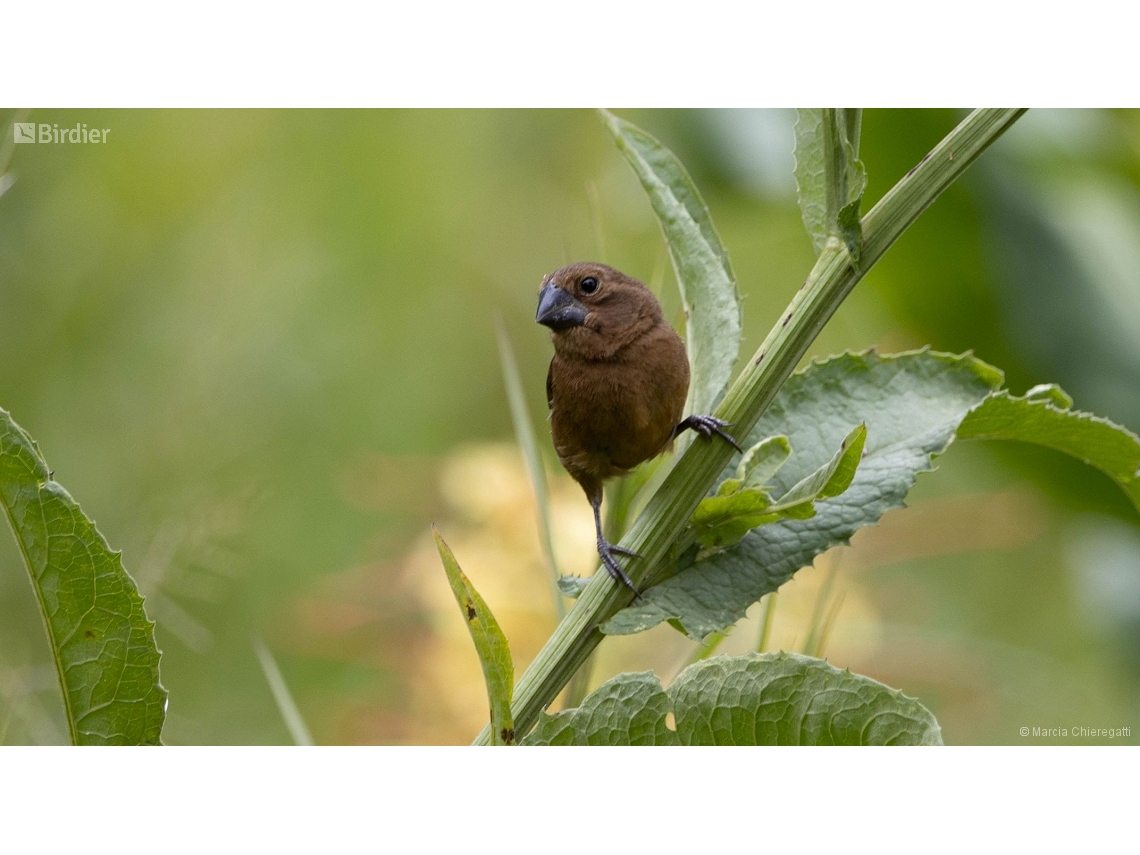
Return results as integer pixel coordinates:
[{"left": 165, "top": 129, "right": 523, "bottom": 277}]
[{"left": 12, "top": 122, "right": 110, "bottom": 144}]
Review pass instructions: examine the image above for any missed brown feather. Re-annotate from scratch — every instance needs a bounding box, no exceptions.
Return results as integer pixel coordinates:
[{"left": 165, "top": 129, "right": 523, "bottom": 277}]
[{"left": 540, "top": 262, "right": 689, "bottom": 505}]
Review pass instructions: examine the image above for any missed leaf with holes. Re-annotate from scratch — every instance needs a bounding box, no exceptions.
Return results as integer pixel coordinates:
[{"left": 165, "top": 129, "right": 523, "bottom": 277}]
[
  {"left": 524, "top": 653, "right": 941, "bottom": 746},
  {"left": 524, "top": 670, "right": 677, "bottom": 746}
]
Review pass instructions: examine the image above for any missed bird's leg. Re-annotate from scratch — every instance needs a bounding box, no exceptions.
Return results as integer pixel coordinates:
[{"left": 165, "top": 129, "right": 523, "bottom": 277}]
[
  {"left": 673, "top": 414, "right": 743, "bottom": 453},
  {"left": 590, "top": 495, "right": 642, "bottom": 599}
]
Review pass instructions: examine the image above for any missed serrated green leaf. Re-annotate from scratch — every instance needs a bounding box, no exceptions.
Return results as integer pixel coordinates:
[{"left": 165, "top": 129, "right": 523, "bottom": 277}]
[
  {"left": 794, "top": 108, "right": 867, "bottom": 261},
  {"left": 1024, "top": 383, "right": 1074, "bottom": 409},
  {"left": 736, "top": 434, "right": 792, "bottom": 490},
  {"left": 669, "top": 653, "right": 941, "bottom": 745},
  {"left": 433, "top": 526, "right": 515, "bottom": 745},
  {"left": 0, "top": 407, "right": 166, "bottom": 745},
  {"left": 557, "top": 575, "right": 590, "bottom": 599},
  {"left": 773, "top": 422, "right": 867, "bottom": 508},
  {"left": 958, "top": 389, "right": 1140, "bottom": 512},
  {"left": 689, "top": 488, "right": 778, "bottom": 552},
  {"left": 605, "top": 350, "right": 1140, "bottom": 642},
  {"left": 601, "top": 110, "right": 741, "bottom": 425},
  {"left": 688, "top": 423, "right": 866, "bottom": 553},
  {"left": 523, "top": 709, "right": 578, "bottom": 746},
  {"left": 602, "top": 350, "right": 1004, "bottom": 640},
  {"left": 793, "top": 109, "right": 829, "bottom": 253},
  {"left": 524, "top": 653, "right": 940, "bottom": 746},
  {"left": 522, "top": 671, "right": 677, "bottom": 746}
]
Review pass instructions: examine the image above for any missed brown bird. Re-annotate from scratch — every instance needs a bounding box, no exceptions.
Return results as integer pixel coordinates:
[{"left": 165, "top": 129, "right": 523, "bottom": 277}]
[{"left": 536, "top": 261, "right": 740, "bottom": 596}]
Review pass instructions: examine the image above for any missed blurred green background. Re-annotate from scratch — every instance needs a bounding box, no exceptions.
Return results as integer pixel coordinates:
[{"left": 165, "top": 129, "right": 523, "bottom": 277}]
[{"left": 2, "top": 109, "right": 1139, "bottom": 745}]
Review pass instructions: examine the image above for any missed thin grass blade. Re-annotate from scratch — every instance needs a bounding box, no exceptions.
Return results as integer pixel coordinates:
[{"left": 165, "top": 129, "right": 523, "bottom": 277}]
[
  {"left": 253, "top": 636, "right": 314, "bottom": 746},
  {"left": 494, "top": 315, "right": 564, "bottom": 617}
]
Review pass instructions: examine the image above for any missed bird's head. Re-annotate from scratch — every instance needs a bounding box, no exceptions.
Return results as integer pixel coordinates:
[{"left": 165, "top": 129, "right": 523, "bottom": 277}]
[{"left": 536, "top": 262, "right": 664, "bottom": 359}]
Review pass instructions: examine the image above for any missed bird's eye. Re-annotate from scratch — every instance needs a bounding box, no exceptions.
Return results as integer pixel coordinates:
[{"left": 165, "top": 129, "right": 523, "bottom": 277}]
[{"left": 580, "top": 277, "right": 599, "bottom": 294}]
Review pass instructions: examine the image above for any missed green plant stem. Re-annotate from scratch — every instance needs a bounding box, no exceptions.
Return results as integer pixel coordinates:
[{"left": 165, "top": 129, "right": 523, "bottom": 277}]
[
  {"left": 692, "top": 631, "right": 726, "bottom": 664},
  {"left": 815, "top": 590, "right": 846, "bottom": 659},
  {"left": 562, "top": 659, "right": 593, "bottom": 710},
  {"left": 803, "top": 559, "right": 841, "bottom": 656},
  {"left": 757, "top": 592, "right": 778, "bottom": 653},
  {"left": 474, "top": 107, "right": 1025, "bottom": 745},
  {"left": 822, "top": 108, "right": 852, "bottom": 227},
  {"left": 845, "top": 109, "right": 863, "bottom": 159}
]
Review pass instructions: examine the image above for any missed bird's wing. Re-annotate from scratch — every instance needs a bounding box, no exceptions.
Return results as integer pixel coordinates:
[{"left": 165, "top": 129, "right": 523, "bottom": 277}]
[{"left": 546, "top": 357, "right": 555, "bottom": 411}]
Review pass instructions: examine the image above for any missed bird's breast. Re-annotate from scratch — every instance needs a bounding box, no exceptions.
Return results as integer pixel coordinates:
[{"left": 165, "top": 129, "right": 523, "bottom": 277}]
[{"left": 548, "top": 328, "right": 689, "bottom": 480}]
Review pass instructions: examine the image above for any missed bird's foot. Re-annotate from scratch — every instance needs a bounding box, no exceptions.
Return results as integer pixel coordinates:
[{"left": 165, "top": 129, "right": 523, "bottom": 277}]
[
  {"left": 597, "top": 537, "right": 642, "bottom": 599},
  {"left": 608, "top": 543, "right": 642, "bottom": 559},
  {"left": 676, "top": 414, "right": 743, "bottom": 453}
]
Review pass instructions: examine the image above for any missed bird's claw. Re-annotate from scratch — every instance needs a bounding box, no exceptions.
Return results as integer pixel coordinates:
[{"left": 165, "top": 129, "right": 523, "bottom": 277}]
[
  {"left": 597, "top": 538, "right": 642, "bottom": 599},
  {"left": 681, "top": 415, "right": 743, "bottom": 453},
  {"left": 609, "top": 543, "right": 642, "bottom": 559}
]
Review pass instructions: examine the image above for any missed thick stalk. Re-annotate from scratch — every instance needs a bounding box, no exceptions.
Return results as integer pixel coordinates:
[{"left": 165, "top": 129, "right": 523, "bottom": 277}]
[{"left": 475, "top": 107, "right": 1025, "bottom": 744}]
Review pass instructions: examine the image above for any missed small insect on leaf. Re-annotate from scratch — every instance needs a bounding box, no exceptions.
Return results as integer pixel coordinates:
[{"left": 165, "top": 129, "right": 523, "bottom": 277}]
[{"left": 432, "top": 525, "right": 516, "bottom": 745}]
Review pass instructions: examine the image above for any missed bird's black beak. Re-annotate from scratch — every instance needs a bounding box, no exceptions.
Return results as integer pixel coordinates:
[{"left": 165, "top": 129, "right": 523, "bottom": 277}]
[{"left": 536, "top": 282, "right": 589, "bottom": 330}]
